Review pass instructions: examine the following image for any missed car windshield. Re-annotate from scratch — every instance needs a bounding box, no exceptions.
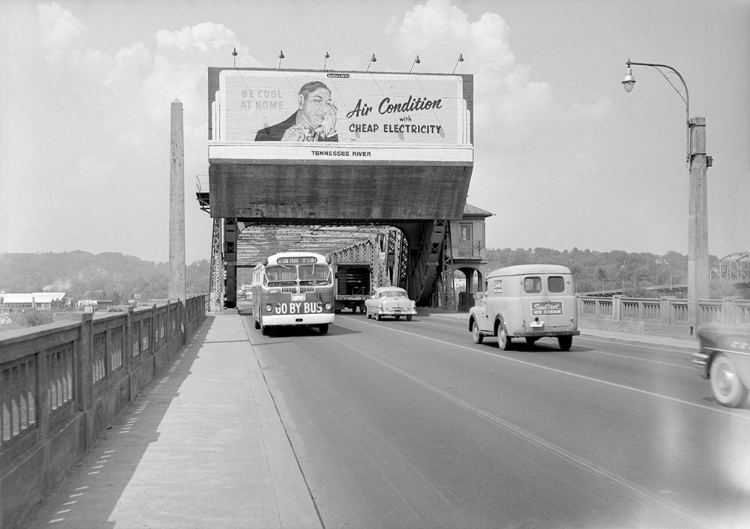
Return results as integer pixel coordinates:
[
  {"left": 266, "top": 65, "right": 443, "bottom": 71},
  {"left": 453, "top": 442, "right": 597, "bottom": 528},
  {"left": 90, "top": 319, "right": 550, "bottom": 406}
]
[{"left": 380, "top": 290, "right": 406, "bottom": 298}]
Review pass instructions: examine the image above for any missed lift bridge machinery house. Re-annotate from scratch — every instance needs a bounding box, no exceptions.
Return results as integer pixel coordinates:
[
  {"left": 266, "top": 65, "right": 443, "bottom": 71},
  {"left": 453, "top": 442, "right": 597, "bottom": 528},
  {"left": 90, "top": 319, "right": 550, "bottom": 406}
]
[{"left": 198, "top": 66, "right": 491, "bottom": 311}]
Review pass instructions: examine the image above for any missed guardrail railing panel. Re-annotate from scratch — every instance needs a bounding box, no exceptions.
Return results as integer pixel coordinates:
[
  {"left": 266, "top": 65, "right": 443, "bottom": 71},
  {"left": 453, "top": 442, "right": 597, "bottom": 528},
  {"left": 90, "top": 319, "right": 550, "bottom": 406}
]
[
  {"left": 1, "top": 356, "right": 37, "bottom": 450},
  {"left": 1, "top": 295, "right": 207, "bottom": 529}
]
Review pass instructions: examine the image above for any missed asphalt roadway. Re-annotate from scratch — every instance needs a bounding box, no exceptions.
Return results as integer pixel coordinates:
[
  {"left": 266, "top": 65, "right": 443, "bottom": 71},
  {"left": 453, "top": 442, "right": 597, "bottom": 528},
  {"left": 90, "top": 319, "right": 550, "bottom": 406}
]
[{"left": 19, "top": 312, "right": 698, "bottom": 529}]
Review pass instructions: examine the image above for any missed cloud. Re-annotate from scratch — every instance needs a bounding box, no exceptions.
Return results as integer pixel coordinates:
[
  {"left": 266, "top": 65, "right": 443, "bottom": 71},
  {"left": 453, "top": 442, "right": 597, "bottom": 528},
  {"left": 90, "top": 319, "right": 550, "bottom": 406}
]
[
  {"left": 37, "top": 2, "right": 87, "bottom": 60},
  {"left": 155, "top": 22, "right": 238, "bottom": 52},
  {"left": 390, "top": 0, "right": 611, "bottom": 151},
  {"left": 389, "top": 0, "right": 553, "bottom": 147}
]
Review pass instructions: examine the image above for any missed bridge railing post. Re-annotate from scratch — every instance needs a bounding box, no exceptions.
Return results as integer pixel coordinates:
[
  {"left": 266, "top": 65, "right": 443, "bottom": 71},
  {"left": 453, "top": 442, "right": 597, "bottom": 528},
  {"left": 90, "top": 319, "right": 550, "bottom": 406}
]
[
  {"left": 76, "top": 312, "right": 94, "bottom": 415},
  {"left": 659, "top": 297, "right": 673, "bottom": 327},
  {"left": 612, "top": 295, "right": 623, "bottom": 322}
]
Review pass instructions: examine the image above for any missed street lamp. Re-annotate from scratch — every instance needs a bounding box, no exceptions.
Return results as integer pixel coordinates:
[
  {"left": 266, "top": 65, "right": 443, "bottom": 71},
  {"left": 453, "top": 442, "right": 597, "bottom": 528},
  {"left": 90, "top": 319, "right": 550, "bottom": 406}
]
[
  {"left": 622, "top": 58, "right": 710, "bottom": 335},
  {"left": 622, "top": 59, "right": 690, "bottom": 163}
]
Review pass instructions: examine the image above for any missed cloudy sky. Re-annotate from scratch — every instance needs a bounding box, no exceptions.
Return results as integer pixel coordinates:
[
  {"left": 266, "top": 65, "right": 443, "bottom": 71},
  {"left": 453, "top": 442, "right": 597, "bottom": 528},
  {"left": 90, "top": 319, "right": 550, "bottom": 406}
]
[{"left": 1, "top": 0, "right": 748, "bottom": 264}]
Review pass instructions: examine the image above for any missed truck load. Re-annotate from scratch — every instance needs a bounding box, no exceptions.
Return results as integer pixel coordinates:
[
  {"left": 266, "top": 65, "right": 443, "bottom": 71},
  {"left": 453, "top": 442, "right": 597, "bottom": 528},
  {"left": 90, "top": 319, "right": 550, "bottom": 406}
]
[{"left": 334, "top": 263, "right": 372, "bottom": 313}]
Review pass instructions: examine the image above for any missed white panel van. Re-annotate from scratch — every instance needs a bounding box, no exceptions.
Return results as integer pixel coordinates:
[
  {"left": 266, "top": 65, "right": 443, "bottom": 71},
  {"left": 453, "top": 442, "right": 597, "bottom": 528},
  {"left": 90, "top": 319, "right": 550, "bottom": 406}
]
[{"left": 469, "top": 264, "right": 579, "bottom": 350}]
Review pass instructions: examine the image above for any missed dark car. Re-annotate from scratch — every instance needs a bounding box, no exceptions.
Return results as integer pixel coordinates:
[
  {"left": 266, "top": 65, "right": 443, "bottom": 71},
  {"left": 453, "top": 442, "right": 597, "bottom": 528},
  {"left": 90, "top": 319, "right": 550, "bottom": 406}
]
[{"left": 693, "top": 324, "right": 750, "bottom": 408}]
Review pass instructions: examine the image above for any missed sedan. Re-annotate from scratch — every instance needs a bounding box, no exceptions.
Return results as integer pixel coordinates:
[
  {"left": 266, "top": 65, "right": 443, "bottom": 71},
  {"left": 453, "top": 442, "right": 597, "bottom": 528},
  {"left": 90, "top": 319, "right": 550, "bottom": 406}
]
[
  {"left": 693, "top": 324, "right": 750, "bottom": 408},
  {"left": 365, "top": 287, "right": 417, "bottom": 321}
]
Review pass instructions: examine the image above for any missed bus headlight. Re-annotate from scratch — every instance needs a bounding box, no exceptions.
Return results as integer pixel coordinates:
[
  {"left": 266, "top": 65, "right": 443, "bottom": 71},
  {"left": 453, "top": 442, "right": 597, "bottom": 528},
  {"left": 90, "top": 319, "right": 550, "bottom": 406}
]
[
  {"left": 324, "top": 302, "right": 332, "bottom": 311},
  {"left": 265, "top": 304, "right": 274, "bottom": 313}
]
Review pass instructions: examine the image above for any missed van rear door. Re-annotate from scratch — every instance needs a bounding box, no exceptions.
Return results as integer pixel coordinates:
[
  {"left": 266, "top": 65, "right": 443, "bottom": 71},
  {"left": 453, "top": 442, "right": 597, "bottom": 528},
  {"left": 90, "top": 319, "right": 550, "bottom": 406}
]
[{"left": 525, "top": 274, "right": 574, "bottom": 330}]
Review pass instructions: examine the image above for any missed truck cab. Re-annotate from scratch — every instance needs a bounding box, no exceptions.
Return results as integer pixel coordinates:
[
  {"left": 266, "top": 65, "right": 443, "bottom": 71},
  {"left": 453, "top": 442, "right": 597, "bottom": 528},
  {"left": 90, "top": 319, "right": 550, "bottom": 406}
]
[{"left": 469, "top": 264, "right": 579, "bottom": 350}]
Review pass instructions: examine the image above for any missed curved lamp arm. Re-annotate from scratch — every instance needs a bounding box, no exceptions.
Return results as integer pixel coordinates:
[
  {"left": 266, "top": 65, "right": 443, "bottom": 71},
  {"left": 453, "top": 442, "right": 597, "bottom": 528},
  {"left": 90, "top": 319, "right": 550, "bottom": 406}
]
[{"left": 623, "top": 59, "right": 691, "bottom": 162}]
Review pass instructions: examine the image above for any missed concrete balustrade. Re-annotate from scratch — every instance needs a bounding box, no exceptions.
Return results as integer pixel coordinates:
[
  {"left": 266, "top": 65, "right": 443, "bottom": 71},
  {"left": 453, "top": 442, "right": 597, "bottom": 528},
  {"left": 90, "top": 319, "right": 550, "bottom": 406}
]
[
  {"left": 0, "top": 295, "right": 206, "bottom": 528},
  {"left": 579, "top": 295, "right": 750, "bottom": 338}
]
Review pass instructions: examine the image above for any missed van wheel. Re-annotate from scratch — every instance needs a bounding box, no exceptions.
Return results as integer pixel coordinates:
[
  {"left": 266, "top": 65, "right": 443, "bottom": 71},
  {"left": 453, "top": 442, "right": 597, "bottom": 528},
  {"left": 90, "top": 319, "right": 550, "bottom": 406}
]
[
  {"left": 525, "top": 337, "right": 538, "bottom": 346},
  {"left": 472, "top": 320, "right": 483, "bottom": 344},
  {"left": 498, "top": 326, "right": 511, "bottom": 350},
  {"left": 558, "top": 335, "right": 573, "bottom": 351},
  {"left": 406, "top": 314, "right": 412, "bottom": 322},
  {"left": 710, "top": 353, "right": 748, "bottom": 407}
]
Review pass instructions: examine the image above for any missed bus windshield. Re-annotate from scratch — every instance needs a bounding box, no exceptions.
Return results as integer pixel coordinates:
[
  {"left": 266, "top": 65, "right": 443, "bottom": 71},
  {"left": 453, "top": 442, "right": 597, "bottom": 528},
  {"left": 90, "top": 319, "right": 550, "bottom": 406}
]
[
  {"left": 264, "top": 265, "right": 297, "bottom": 286},
  {"left": 263, "top": 264, "right": 332, "bottom": 287},
  {"left": 299, "top": 264, "right": 332, "bottom": 285}
]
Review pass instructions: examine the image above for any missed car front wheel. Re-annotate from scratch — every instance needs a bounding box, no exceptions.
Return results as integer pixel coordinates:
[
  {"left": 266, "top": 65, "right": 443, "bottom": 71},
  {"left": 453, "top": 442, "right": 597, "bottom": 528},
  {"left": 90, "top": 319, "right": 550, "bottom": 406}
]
[
  {"left": 497, "top": 324, "right": 511, "bottom": 350},
  {"left": 710, "top": 353, "right": 748, "bottom": 408},
  {"left": 472, "top": 319, "right": 483, "bottom": 344}
]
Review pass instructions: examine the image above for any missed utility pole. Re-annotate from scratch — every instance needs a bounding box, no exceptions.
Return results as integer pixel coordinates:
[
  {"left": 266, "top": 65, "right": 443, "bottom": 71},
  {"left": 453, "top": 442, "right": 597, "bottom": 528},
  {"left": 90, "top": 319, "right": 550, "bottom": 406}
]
[{"left": 688, "top": 117, "right": 710, "bottom": 334}]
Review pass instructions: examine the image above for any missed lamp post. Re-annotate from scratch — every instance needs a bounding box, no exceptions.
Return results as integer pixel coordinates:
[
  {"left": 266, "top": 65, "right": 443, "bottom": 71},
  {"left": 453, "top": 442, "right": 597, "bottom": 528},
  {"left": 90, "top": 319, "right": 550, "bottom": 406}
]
[{"left": 622, "top": 59, "right": 711, "bottom": 335}]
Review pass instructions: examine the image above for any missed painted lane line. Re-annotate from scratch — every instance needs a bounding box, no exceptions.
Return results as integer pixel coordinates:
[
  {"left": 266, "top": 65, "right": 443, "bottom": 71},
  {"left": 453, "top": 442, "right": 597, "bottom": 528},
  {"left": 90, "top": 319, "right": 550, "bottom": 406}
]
[
  {"left": 331, "top": 336, "right": 714, "bottom": 529},
  {"left": 391, "top": 314, "right": 697, "bottom": 356},
  {"left": 345, "top": 316, "right": 750, "bottom": 421},
  {"left": 578, "top": 348, "right": 693, "bottom": 369},
  {"left": 55, "top": 509, "right": 71, "bottom": 514},
  {"left": 48, "top": 518, "right": 65, "bottom": 524}
]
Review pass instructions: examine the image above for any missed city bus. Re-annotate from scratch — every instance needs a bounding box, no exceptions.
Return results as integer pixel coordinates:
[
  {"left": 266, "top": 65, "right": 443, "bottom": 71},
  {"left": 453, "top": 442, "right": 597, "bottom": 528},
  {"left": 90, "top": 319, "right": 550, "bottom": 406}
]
[{"left": 252, "top": 251, "right": 335, "bottom": 335}]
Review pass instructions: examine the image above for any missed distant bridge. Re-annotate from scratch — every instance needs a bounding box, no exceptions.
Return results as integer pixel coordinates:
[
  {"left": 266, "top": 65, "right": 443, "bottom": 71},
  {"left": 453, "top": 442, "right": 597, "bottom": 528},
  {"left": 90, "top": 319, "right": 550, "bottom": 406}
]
[{"left": 711, "top": 252, "right": 750, "bottom": 285}]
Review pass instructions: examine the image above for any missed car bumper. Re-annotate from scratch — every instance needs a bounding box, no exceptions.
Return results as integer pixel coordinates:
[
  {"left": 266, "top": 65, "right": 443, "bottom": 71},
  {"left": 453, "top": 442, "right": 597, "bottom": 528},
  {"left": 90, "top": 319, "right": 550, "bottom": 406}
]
[
  {"left": 375, "top": 308, "right": 417, "bottom": 317},
  {"left": 511, "top": 329, "right": 580, "bottom": 338},
  {"left": 692, "top": 351, "right": 711, "bottom": 379}
]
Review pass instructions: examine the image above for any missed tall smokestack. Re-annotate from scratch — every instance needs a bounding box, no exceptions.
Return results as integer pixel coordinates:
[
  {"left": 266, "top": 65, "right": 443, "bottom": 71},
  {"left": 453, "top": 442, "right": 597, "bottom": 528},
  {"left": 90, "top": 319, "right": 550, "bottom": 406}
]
[{"left": 169, "top": 100, "right": 186, "bottom": 310}]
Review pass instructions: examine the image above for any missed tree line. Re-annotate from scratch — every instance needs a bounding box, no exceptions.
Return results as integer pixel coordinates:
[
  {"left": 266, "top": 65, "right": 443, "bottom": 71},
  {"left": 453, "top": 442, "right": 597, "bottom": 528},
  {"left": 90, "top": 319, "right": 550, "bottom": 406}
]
[
  {"left": 0, "top": 248, "right": 745, "bottom": 304},
  {"left": 0, "top": 251, "right": 210, "bottom": 304},
  {"left": 483, "top": 247, "right": 746, "bottom": 299}
]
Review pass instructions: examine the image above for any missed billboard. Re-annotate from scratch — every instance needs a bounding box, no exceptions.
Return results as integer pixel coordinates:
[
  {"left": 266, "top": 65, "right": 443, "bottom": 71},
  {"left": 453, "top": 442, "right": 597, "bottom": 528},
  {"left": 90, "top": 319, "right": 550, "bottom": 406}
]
[{"left": 208, "top": 68, "right": 473, "bottom": 165}]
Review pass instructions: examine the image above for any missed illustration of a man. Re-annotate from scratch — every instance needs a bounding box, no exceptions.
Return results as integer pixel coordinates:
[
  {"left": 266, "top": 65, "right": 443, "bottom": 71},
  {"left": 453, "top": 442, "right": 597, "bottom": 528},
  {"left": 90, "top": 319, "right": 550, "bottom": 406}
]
[{"left": 255, "top": 81, "right": 339, "bottom": 142}]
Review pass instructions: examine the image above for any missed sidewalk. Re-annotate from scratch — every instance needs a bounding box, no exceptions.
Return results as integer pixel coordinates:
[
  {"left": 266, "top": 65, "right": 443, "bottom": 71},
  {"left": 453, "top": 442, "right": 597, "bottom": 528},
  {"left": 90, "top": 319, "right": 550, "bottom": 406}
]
[{"left": 21, "top": 313, "right": 320, "bottom": 529}]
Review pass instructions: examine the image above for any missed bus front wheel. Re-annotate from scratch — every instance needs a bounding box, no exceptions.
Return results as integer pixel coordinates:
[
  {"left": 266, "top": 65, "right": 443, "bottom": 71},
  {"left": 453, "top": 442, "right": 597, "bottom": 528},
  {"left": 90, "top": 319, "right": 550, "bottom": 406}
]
[{"left": 319, "top": 324, "right": 329, "bottom": 335}]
